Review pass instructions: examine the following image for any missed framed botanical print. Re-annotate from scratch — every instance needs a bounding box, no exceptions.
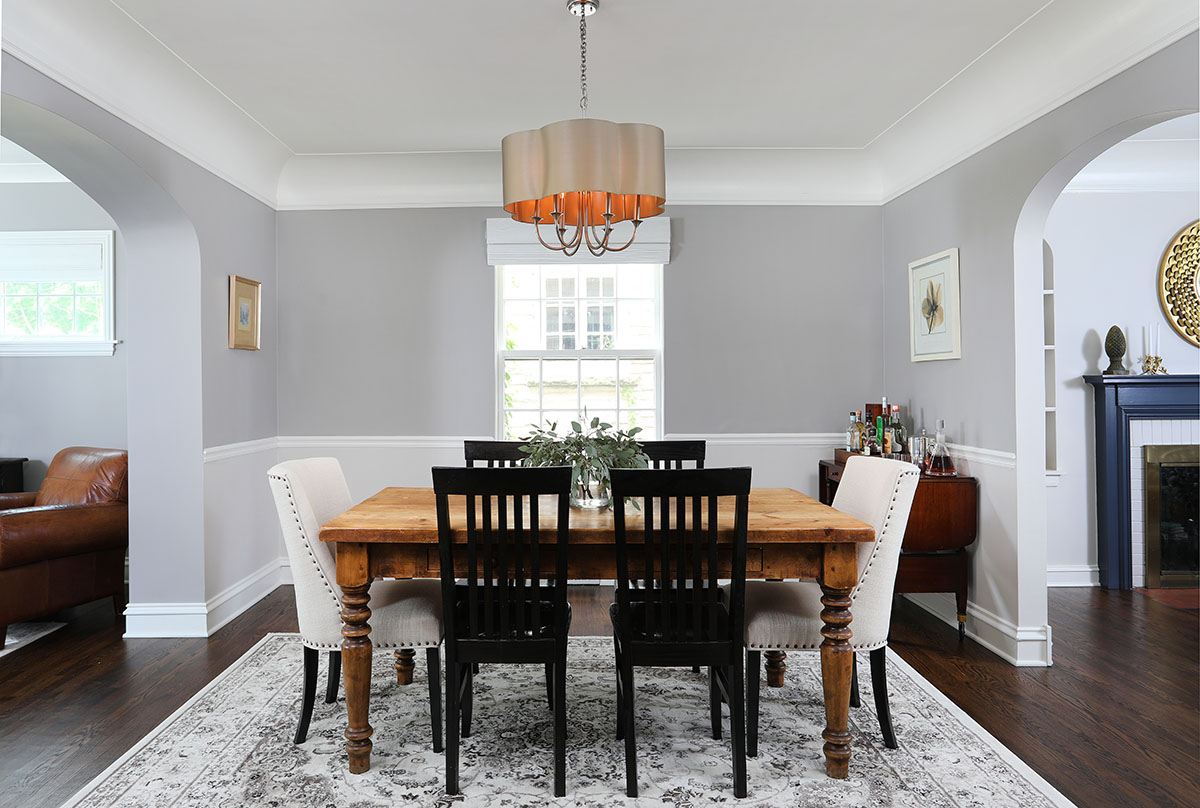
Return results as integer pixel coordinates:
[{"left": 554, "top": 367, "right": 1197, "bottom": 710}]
[
  {"left": 908, "top": 248, "right": 961, "bottom": 362},
  {"left": 228, "top": 275, "right": 261, "bottom": 350}
]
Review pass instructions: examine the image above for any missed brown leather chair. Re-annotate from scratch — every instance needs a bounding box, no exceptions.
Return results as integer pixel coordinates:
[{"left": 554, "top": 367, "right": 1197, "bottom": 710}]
[{"left": 0, "top": 447, "right": 128, "bottom": 645}]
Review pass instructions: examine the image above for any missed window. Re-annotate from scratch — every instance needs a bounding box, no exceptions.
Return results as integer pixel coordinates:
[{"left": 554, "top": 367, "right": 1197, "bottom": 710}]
[
  {"left": 0, "top": 230, "right": 116, "bottom": 356},
  {"left": 497, "top": 264, "right": 662, "bottom": 440}
]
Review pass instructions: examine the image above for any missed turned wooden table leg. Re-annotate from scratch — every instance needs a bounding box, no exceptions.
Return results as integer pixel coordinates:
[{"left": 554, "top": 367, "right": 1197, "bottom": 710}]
[
  {"left": 764, "top": 651, "right": 788, "bottom": 687},
  {"left": 337, "top": 540, "right": 374, "bottom": 775},
  {"left": 820, "top": 544, "right": 856, "bottom": 779},
  {"left": 395, "top": 649, "right": 415, "bottom": 684}
]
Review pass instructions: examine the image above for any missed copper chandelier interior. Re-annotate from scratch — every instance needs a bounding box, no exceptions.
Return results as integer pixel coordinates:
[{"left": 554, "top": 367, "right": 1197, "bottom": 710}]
[{"left": 501, "top": 0, "right": 666, "bottom": 257}]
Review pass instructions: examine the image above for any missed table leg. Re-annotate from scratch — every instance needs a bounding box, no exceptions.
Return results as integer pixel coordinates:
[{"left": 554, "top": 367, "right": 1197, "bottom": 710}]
[
  {"left": 764, "top": 651, "right": 787, "bottom": 687},
  {"left": 820, "top": 544, "right": 856, "bottom": 779},
  {"left": 395, "top": 649, "right": 415, "bottom": 684},
  {"left": 340, "top": 581, "right": 373, "bottom": 774}
]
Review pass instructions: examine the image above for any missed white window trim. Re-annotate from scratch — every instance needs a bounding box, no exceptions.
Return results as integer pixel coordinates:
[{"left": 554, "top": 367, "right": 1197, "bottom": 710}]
[
  {"left": 0, "top": 230, "right": 117, "bottom": 357},
  {"left": 495, "top": 265, "right": 665, "bottom": 440}
]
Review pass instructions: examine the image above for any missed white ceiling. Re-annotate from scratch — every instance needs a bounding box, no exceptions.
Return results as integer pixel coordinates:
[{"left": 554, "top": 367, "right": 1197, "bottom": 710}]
[
  {"left": 1066, "top": 113, "right": 1200, "bottom": 193},
  {"left": 2, "top": 0, "right": 1197, "bottom": 208}
]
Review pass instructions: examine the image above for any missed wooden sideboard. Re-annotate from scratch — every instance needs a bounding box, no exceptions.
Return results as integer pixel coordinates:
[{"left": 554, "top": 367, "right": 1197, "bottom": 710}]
[{"left": 818, "top": 458, "right": 978, "bottom": 637}]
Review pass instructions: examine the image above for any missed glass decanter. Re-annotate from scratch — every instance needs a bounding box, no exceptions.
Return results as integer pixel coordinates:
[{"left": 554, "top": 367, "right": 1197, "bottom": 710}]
[{"left": 924, "top": 419, "right": 958, "bottom": 477}]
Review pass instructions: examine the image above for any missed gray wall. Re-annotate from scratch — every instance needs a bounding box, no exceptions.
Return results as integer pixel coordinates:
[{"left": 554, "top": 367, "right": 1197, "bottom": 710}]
[
  {"left": 0, "top": 181, "right": 125, "bottom": 489},
  {"left": 276, "top": 205, "right": 884, "bottom": 437},
  {"left": 881, "top": 33, "right": 1200, "bottom": 453}
]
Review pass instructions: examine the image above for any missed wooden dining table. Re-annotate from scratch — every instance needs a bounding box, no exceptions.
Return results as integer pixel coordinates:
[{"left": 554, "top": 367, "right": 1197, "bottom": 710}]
[{"left": 319, "top": 486, "right": 874, "bottom": 780}]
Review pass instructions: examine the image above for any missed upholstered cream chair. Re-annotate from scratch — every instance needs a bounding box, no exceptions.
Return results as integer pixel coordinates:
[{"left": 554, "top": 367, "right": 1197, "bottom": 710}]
[
  {"left": 268, "top": 458, "right": 444, "bottom": 748},
  {"left": 743, "top": 455, "right": 920, "bottom": 752}
]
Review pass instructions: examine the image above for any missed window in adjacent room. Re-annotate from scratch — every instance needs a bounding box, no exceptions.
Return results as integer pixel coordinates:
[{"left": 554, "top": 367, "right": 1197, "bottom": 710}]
[
  {"left": 497, "top": 264, "right": 662, "bottom": 440},
  {"left": 0, "top": 230, "right": 116, "bottom": 356}
]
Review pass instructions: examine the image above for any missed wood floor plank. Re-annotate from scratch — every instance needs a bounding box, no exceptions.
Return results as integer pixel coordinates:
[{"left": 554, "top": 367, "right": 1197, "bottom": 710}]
[{"left": 0, "top": 587, "right": 1195, "bottom": 808}]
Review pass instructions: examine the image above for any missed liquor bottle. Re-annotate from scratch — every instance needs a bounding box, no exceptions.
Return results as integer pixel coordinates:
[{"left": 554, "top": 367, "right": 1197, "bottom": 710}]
[
  {"left": 864, "top": 423, "right": 878, "bottom": 456},
  {"left": 890, "top": 406, "right": 907, "bottom": 457},
  {"left": 880, "top": 413, "right": 893, "bottom": 456},
  {"left": 926, "top": 419, "right": 958, "bottom": 476},
  {"left": 845, "top": 411, "right": 857, "bottom": 452},
  {"left": 852, "top": 410, "right": 867, "bottom": 452}
]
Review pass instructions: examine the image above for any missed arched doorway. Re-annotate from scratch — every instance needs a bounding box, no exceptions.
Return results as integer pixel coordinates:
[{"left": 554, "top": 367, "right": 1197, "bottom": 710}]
[
  {"left": 1012, "top": 109, "right": 1197, "bottom": 638},
  {"left": 2, "top": 94, "right": 207, "bottom": 627}
]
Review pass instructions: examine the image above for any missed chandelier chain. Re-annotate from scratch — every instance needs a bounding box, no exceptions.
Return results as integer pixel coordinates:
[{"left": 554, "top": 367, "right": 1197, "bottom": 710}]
[{"left": 579, "top": 15, "right": 588, "bottom": 114}]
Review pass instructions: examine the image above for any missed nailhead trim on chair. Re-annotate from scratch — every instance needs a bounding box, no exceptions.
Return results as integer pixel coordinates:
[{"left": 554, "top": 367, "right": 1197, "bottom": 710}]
[
  {"left": 744, "top": 465, "right": 919, "bottom": 653},
  {"left": 271, "top": 471, "right": 442, "bottom": 653}
]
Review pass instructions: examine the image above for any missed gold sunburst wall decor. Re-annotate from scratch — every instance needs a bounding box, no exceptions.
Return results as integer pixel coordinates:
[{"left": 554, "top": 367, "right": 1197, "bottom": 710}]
[{"left": 1159, "top": 220, "right": 1200, "bottom": 348}]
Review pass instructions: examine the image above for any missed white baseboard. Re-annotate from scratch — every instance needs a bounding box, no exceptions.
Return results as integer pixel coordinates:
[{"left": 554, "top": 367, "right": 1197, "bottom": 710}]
[
  {"left": 204, "top": 558, "right": 291, "bottom": 635},
  {"left": 902, "top": 593, "right": 1053, "bottom": 667},
  {"left": 123, "top": 603, "right": 208, "bottom": 638},
  {"left": 125, "top": 557, "right": 291, "bottom": 638},
  {"left": 1046, "top": 564, "right": 1100, "bottom": 587}
]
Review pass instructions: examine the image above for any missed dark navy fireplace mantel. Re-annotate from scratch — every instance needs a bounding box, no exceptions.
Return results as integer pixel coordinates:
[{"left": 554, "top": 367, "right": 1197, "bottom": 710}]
[{"left": 1084, "top": 374, "right": 1200, "bottom": 589}]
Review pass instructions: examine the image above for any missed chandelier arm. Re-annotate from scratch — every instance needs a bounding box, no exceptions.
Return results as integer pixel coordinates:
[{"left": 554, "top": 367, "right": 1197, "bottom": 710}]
[
  {"left": 533, "top": 217, "right": 569, "bottom": 252},
  {"left": 594, "top": 220, "right": 641, "bottom": 253}
]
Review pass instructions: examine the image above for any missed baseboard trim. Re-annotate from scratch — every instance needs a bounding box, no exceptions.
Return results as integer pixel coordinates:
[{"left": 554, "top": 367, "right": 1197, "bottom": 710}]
[
  {"left": 204, "top": 558, "right": 291, "bottom": 635},
  {"left": 123, "top": 603, "right": 208, "bottom": 638},
  {"left": 902, "top": 593, "right": 1052, "bottom": 667},
  {"left": 1047, "top": 564, "right": 1100, "bottom": 587}
]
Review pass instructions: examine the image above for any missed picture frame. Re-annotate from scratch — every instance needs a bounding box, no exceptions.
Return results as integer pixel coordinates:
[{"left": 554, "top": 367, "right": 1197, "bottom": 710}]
[
  {"left": 908, "top": 248, "right": 961, "bottom": 362},
  {"left": 227, "top": 275, "right": 261, "bottom": 350}
]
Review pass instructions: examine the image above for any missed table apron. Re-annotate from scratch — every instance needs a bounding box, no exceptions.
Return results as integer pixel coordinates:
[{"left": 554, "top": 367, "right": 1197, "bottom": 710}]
[{"left": 335, "top": 542, "right": 858, "bottom": 585}]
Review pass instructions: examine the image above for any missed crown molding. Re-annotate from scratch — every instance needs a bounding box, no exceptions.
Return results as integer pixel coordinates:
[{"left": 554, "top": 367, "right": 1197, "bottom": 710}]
[
  {"left": 2, "top": 1, "right": 1195, "bottom": 210},
  {"left": 1, "top": 2, "right": 290, "bottom": 207}
]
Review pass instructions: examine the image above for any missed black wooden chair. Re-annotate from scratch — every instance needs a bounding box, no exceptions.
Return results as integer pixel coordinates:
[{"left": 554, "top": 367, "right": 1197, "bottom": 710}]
[
  {"left": 639, "top": 439, "right": 706, "bottom": 469},
  {"left": 463, "top": 440, "right": 528, "bottom": 467},
  {"left": 609, "top": 466, "right": 752, "bottom": 798},
  {"left": 432, "top": 465, "right": 572, "bottom": 798}
]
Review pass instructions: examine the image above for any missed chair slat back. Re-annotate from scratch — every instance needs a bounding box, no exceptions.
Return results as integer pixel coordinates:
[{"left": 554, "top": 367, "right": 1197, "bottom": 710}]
[
  {"left": 433, "top": 466, "right": 570, "bottom": 643},
  {"left": 610, "top": 467, "right": 751, "bottom": 646},
  {"left": 463, "top": 440, "right": 528, "bottom": 468},
  {"left": 639, "top": 440, "right": 706, "bottom": 470}
]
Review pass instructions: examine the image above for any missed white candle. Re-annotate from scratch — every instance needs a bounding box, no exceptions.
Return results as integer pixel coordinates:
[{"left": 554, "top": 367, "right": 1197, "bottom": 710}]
[
  {"left": 1155, "top": 324, "right": 1160, "bottom": 356},
  {"left": 1143, "top": 326, "right": 1148, "bottom": 357}
]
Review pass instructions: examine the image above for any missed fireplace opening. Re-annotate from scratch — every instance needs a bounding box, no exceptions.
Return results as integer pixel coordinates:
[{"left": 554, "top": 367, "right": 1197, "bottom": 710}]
[{"left": 1145, "top": 445, "right": 1199, "bottom": 589}]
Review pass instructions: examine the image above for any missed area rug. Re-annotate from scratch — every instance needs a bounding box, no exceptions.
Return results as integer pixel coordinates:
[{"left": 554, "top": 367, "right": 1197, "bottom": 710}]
[
  {"left": 61, "top": 634, "right": 1074, "bottom": 807},
  {"left": 0, "top": 621, "right": 65, "bottom": 658}
]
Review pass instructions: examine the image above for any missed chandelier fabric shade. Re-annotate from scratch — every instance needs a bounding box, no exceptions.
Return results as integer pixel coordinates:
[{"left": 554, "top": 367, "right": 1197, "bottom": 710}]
[{"left": 502, "top": 118, "right": 666, "bottom": 228}]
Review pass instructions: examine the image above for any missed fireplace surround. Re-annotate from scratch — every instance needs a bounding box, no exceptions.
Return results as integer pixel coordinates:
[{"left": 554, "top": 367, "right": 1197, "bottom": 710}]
[{"left": 1084, "top": 374, "right": 1199, "bottom": 589}]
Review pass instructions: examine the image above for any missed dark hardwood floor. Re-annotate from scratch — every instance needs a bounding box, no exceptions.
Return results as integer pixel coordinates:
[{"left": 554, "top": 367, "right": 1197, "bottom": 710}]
[{"left": 0, "top": 587, "right": 1195, "bottom": 808}]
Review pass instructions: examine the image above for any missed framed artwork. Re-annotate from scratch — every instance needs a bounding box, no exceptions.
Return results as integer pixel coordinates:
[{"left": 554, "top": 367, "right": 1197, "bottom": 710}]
[
  {"left": 908, "top": 248, "right": 961, "bottom": 362},
  {"left": 227, "top": 275, "right": 261, "bottom": 350}
]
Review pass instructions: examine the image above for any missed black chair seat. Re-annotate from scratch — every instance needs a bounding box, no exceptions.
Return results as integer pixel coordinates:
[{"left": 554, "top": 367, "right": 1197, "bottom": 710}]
[
  {"left": 455, "top": 599, "right": 571, "bottom": 640},
  {"left": 609, "top": 600, "right": 731, "bottom": 643}
]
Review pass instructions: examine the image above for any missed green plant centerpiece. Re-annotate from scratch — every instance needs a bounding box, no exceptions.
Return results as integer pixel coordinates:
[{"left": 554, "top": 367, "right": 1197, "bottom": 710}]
[{"left": 520, "top": 417, "right": 649, "bottom": 509}]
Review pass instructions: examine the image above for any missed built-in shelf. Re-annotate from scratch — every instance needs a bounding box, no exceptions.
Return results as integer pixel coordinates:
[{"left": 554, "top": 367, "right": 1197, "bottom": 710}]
[
  {"left": 1043, "top": 247, "right": 1057, "bottom": 473},
  {"left": 1044, "top": 406, "right": 1057, "bottom": 413}
]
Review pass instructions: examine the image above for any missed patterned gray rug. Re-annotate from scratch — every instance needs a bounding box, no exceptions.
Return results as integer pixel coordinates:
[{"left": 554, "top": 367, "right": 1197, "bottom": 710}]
[
  {"left": 0, "top": 621, "right": 65, "bottom": 658},
  {"left": 62, "top": 634, "right": 1073, "bottom": 807}
]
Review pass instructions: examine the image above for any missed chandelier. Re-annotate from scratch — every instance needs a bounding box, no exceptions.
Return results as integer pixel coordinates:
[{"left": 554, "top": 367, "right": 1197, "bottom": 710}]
[{"left": 501, "top": 0, "right": 666, "bottom": 257}]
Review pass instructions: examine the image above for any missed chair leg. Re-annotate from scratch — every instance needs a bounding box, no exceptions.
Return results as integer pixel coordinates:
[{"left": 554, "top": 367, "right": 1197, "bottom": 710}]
[
  {"left": 445, "top": 653, "right": 460, "bottom": 795},
  {"left": 850, "top": 652, "right": 861, "bottom": 708},
  {"left": 708, "top": 666, "right": 722, "bottom": 740},
  {"left": 746, "top": 650, "right": 760, "bottom": 758},
  {"left": 460, "top": 663, "right": 474, "bottom": 738},
  {"left": 0, "top": 625, "right": 7, "bottom": 648},
  {"left": 325, "top": 651, "right": 341, "bottom": 704},
  {"left": 621, "top": 655, "right": 638, "bottom": 798},
  {"left": 545, "top": 662, "right": 554, "bottom": 710},
  {"left": 553, "top": 645, "right": 568, "bottom": 797},
  {"left": 427, "top": 648, "right": 443, "bottom": 753},
  {"left": 294, "top": 646, "right": 319, "bottom": 744},
  {"left": 870, "top": 648, "right": 898, "bottom": 749},
  {"left": 613, "top": 633, "right": 625, "bottom": 741},
  {"left": 730, "top": 652, "right": 747, "bottom": 798}
]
